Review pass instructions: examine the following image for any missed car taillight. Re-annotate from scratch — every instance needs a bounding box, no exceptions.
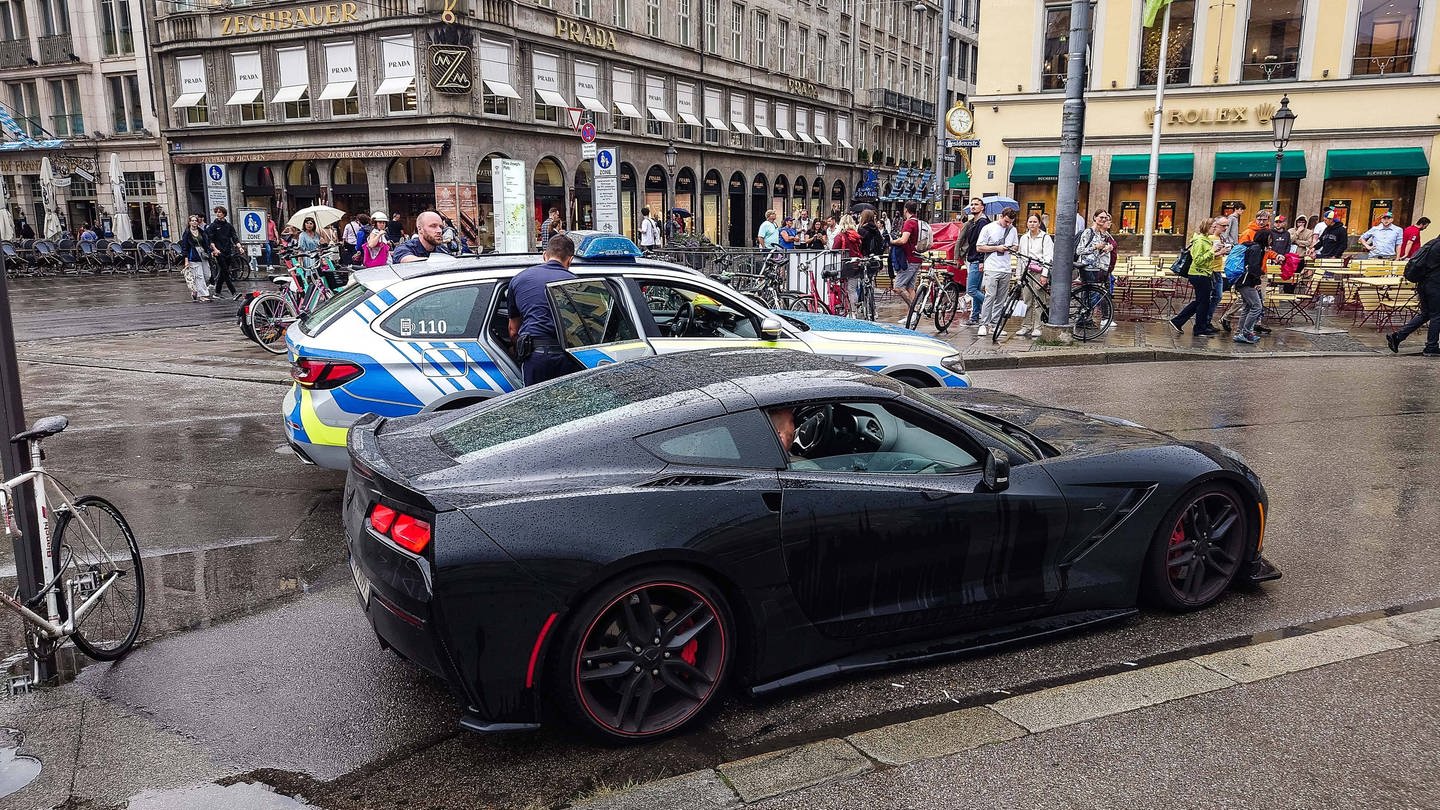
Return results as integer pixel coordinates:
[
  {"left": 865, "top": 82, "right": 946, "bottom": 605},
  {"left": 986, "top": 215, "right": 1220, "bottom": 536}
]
[
  {"left": 291, "top": 357, "right": 364, "bottom": 389},
  {"left": 367, "top": 502, "right": 431, "bottom": 555}
]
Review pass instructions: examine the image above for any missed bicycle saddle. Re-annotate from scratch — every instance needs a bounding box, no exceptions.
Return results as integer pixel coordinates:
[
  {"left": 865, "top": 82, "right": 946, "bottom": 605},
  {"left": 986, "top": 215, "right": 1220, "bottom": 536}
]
[
  {"left": 11, "top": 415, "right": 69, "bottom": 444},
  {"left": 821, "top": 269, "right": 842, "bottom": 280}
]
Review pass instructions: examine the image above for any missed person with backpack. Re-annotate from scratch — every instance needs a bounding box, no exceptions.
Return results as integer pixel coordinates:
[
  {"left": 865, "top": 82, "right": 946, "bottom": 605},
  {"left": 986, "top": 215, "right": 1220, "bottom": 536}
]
[
  {"left": 1232, "top": 230, "right": 1272, "bottom": 344},
  {"left": 1386, "top": 236, "right": 1440, "bottom": 356},
  {"left": 959, "top": 198, "right": 989, "bottom": 325},
  {"left": 1169, "top": 217, "right": 1229, "bottom": 337},
  {"left": 1075, "top": 211, "right": 1118, "bottom": 290},
  {"left": 889, "top": 201, "right": 925, "bottom": 317},
  {"left": 1014, "top": 213, "right": 1054, "bottom": 338},
  {"left": 975, "top": 207, "right": 1020, "bottom": 337}
]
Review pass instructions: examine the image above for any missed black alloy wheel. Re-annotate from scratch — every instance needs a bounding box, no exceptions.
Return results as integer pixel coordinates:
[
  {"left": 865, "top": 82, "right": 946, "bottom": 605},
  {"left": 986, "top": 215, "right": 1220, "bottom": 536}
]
[
  {"left": 554, "top": 568, "right": 733, "bottom": 741},
  {"left": 1142, "top": 484, "right": 1250, "bottom": 611}
]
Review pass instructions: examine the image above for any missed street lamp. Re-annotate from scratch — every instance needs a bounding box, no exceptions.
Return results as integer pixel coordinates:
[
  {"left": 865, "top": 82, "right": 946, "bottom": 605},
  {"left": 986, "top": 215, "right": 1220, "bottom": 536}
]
[
  {"left": 664, "top": 141, "right": 677, "bottom": 170},
  {"left": 815, "top": 159, "right": 826, "bottom": 179},
  {"left": 1269, "top": 95, "right": 1296, "bottom": 217}
]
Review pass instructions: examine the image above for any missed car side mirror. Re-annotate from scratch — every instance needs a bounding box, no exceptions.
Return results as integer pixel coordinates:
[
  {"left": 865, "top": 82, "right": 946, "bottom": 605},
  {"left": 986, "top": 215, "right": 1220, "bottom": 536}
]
[
  {"left": 981, "top": 448, "right": 1010, "bottom": 493},
  {"left": 760, "top": 317, "right": 784, "bottom": 342}
]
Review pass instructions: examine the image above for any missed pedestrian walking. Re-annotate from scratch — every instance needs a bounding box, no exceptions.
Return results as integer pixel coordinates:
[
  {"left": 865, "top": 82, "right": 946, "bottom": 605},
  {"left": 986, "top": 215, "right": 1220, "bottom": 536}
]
[
  {"left": 1233, "top": 230, "right": 1271, "bottom": 344},
  {"left": 975, "top": 207, "right": 1020, "bottom": 337},
  {"left": 638, "top": 206, "right": 659, "bottom": 252},
  {"left": 1359, "top": 212, "right": 1403, "bottom": 259},
  {"left": 1169, "top": 217, "right": 1228, "bottom": 337},
  {"left": 1014, "top": 214, "right": 1053, "bottom": 338},
  {"left": 1220, "top": 210, "right": 1273, "bottom": 333},
  {"left": 508, "top": 234, "right": 579, "bottom": 384},
  {"left": 205, "top": 206, "right": 240, "bottom": 300},
  {"left": 179, "top": 214, "right": 213, "bottom": 302},
  {"left": 1386, "top": 236, "right": 1440, "bottom": 356},
  {"left": 1314, "top": 209, "right": 1348, "bottom": 258},
  {"left": 1400, "top": 217, "right": 1430, "bottom": 259},
  {"left": 959, "top": 198, "right": 990, "bottom": 325},
  {"left": 264, "top": 216, "right": 279, "bottom": 268},
  {"left": 889, "top": 201, "right": 924, "bottom": 317},
  {"left": 539, "top": 208, "right": 564, "bottom": 250}
]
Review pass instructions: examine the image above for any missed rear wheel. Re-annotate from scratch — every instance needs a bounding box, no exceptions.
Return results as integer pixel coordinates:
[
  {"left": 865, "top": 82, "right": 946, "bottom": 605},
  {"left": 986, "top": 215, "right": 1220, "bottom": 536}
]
[
  {"left": 992, "top": 287, "right": 1023, "bottom": 343},
  {"left": 551, "top": 567, "right": 734, "bottom": 742},
  {"left": 52, "top": 496, "right": 144, "bottom": 660},
  {"left": 1070, "top": 285, "right": 1114, "bottom": 342},
  {"left": 933, "top": 283, "right": 962, "bottom": 331},
  {"left": 1140, "top": 484, "right": 1250, "bottom": 611},
  {"left": 247, "top": 293, "right": 298, "bottom": 354},
  {"left": 903, "top": 280, "right": 932, "bottom": 330},
  {"left": 778, "top": 292, "right": 820, "bottom": 313}
]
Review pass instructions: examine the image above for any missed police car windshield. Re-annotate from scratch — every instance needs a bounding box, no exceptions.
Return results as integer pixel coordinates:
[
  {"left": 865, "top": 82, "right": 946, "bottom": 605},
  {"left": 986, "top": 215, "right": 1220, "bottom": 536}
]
[{"left": 298, "top": 283, "right": 372, "bottom": 337}]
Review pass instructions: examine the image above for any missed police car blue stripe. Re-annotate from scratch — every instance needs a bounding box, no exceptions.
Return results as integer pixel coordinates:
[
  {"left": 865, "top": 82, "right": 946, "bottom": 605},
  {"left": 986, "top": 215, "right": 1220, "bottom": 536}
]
[
  {"left": 329, "top": 387, "right": 425, "bottom": 418},
  {"left": 376, "top": 289, "right": 398, "bottom": 306},
  {"left": 292, "top": 346, "right": 426, "bottom": 406},
  {"left": 365, "top": 300, "right": 383, "bottom": 317}
]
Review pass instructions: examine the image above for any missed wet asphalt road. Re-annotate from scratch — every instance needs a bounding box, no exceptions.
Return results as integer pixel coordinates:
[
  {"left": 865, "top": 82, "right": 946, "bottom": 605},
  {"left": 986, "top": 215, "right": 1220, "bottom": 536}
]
[{"left": 3, "top": 274, "right": 1439, "bottom": 808}]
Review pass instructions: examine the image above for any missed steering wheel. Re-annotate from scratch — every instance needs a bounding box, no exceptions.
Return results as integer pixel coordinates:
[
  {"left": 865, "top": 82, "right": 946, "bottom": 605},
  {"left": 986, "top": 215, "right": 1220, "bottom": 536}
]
[
  {"left": 792, "top": 405, "right": 833, "bottom": 454},
  {"left": 667, "top": 301, "right": 695, "bottom": 337},
  {"left": 853, "top": 415, "right": 885, "bottom": 450}
]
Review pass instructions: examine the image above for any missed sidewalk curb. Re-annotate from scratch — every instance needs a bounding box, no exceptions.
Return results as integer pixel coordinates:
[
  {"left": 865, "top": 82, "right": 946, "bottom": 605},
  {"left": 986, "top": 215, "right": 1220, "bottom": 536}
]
[
  {"left": 571, "top": 605, "right": 1440, "bottom": 809},
  {"left": 965, "top": 347, "right": 1377, "bottom": 371}
]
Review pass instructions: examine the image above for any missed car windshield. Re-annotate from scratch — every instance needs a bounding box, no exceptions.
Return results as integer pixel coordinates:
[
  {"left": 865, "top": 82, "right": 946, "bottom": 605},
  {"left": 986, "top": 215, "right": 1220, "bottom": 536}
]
[
  {"left": 298, "top": 283, "right": 372, "bottom": 337},
  {"left": 903, "top": 388, "right": 1052, "bottom": 460},
  {"left": 432, "top": 364, "right": 713, "bottom": 461}
]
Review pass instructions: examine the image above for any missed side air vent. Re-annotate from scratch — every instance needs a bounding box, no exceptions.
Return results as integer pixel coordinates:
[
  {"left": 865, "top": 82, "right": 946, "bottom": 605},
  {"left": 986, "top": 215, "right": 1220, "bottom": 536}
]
[{"left": 639, "top": 475, "right": 744, "bottom": 488}]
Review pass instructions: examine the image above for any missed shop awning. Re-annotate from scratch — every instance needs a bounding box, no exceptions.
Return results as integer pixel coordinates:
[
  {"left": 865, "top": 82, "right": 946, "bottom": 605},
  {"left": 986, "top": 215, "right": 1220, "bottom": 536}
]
[
  {"left": 374, "top": 76, "right": 414, "bottom": 96},
  {"left": 647, "top": 105, "right": 674, "bottom": 124},
  {"left": 729, "top": 120, "right": 753, "bottom": 135},
  {"left": 1325, "top": 147, "right": 1429, "bottom": 179},
  {"left": 816, "top": 135, "right": 833, "bottom": 146},
  {"left": 1010, "top": 155, "right": 1092, "bottom": 183},
  {"left": 1109, "top": 153, "right": 1194, "bottom": 181},
  {"left": 798, "top": 132, "right": 816, "bottom": 144},
  {"left": 705, "top": 116, "right": 729, "bottom": 131},
  {"left": 576, "top": 94, "right": 606, "bottom": 114},
  {"left": 615, "top": 101, "right": 643, "bottom": 118},
  {"left": 838, "top": 138, "right": 854, "bottom": 149},
  {"left": 754, "top": 124, "right": 775, "bottom": 138},
  {"left": 535, "top": 88, "right": 569, "bottom": 108},
  {"left": 1214, "top": 151, "right": 1306, "bottom": 180},
  {"left": 776, "top": 129, "right": 796, "bottom": 141},
  {"left": 947, "top": 171, "right": 970, "bottom": 190},
  {"left": 170, "top": 92, "right": 206, "bottom": 109},
  {"left": 318, "top": 81, "right": 356, "bottom": 101},
  {"left": 225, "top": 88, "right": 262, "bottom": 106},
  {"left": 482, "top": 79, "right": 521, "bottom": 100},
  {"left": 271, "top": 85, "right": 308, "bottom": 104},
  {"left": 678, "top": 111, "right": 703, "bottom": 127}
]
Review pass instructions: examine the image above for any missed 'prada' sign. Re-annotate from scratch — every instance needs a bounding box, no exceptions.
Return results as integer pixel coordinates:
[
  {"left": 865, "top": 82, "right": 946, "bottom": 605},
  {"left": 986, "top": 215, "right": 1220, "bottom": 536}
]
[
  {"left": 554, "top": 15, "right": 618, "bottom": 51},
  {"left": 788, "top": 78, "right": 819, "bottom": 99},
  {"left": 219, "top": 2, "right": 361, "bottom": 35}
]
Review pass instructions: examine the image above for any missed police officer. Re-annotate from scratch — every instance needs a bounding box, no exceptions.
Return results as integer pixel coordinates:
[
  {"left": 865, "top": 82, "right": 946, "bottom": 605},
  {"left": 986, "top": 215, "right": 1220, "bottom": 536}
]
[{"left": 508, "top": 234, "right": 578, "bottom": 385}]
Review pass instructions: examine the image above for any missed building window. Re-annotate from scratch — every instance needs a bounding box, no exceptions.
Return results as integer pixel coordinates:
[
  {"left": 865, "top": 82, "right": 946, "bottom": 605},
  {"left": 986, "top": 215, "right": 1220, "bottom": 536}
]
[
  {"left": 38, "top": 0, "right": 68, "bottom": 36},
  {"left": 573, "top": 0, "right": 590, "bottom": 18},
  {"left": 1041, "top": 4, "right": 1070, "bottom": 90},
  {"left": 703, "top": 0, "right": 718, "bottom": 53},
  {"left": 678, "top": 0, "right": 691, "bottom": 46},
  {"left": 753, "top": 12, "right": 767, "bottom": 69},
  {"left": 1352, "top": 0, "right": 1420, "bottom": 75},
  {"left": 731, "top": 2, "right": 743, "bottom": 60},
  {"left": 532, "top": 51, "right": 561, "bottom": 123},
  {"left": 175, "top": 55, "right": 208, "bottom": 125},
  {"left": 107, "top": 74, "right": 143, "bottom": 133},
  {"left": 817, "top": 33, "right": 827, "bottom": 78},
  {"left": 9, "top": 82, "right": 41, "bottom": 135},
  {"left": 479, "top": 40, "right": 514, "bottom": 117},
  {"left": 274, "top": 47, "right": 311, "bottom": 120},
  {"left": 778, "top": 20, "right": 788, "bottom": 73},
  {"left": 47, "top": 77, "right": 82, "bottom": 136},
  {"left": 1, "top": 0, "right": 30, "bottom": 42},
  {"left": 646, "top": 0, "right": 660, "bottom": 36},
  {"left": 798, "top": 26, "right": 809, "bottom": 77},
  {"left": 98, "top": 0, "right": 132, "bottom": 55},
  {"left": 613, "top": 0, "right": 627, "bottom": 27},
  {"left": 858, "top": 48, "right": 867, "bottom": 90},
  {"left": 322, "top": 41, "right": 359, "bottom": 118},
  {"left": 1137, "top": 0, "right": 1194, "bottom": 86},
  {"left": 612, "top": 68, "right": 639, "bottom": 134},
  {"left": 1242, "top": 0, "right": 1304, "bottom": 81},
  {"left": 535, "top": 0, "right": 552, "bottom": 7},
  {"left": 838, "top": 36, "right": 849, "bottom": 86},
  {"left": 122, "top": 171, "right": 154, "bottom": 198},
  {"left": 378, "top": 35, "right": 417, "bottom": 115}
]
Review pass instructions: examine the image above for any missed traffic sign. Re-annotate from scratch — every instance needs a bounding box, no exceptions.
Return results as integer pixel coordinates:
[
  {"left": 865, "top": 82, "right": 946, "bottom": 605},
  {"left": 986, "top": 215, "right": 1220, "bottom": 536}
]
[
  {"left": 593, "top": 147, "right": 620, "bottom": 233},
  {"left": 238, "top": 207, "right": 268, "bottom": 244},
  {"left": 205, "top": 164, "right": 225, "bottom": 186},
  {"left": 595, "top": 148, "right": 616, "bottom": 175},
  {"left": 948, "top": 138, "right": 981, "bottom": 148},
  {"left": 581, "top": 143, "right": 598, "bottom": 159},
  {"left": 580, "top": 122, "right": 597, "bottom": 143},
  {"left": 566, "top": 107, "right": 584, "bottom": 131}
]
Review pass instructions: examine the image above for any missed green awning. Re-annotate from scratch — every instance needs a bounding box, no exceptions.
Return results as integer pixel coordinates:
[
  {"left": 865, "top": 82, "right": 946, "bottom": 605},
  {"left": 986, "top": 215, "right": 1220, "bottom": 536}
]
[
  {"left": 1109, "top": 153, "right": 1195, "bottom": 181},
  {"left": 1010, "top": 155, "right": 1092, "bottom": 183},
  {"left": 947, "top": 171, "right": 970, "bottom": 190},
  {"left": 1325, "top": 148, "right": 1429, "bottom": 179},
  {"left": 1214, "top": 151, "right": 1307, "bottom": 180}
]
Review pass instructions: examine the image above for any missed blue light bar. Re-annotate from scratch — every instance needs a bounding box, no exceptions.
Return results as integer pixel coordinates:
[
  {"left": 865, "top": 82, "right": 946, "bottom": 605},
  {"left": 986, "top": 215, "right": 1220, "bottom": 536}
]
[{"left": 565, "top": 230, "right": 643, "bottom": 259}]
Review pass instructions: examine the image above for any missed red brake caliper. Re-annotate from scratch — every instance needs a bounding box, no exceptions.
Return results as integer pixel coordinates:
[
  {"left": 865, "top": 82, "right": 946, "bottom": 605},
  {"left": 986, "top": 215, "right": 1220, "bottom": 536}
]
[
  {"left": 680, "top": 620, "right": 699, "bottom": 666},
  {"left": 1168, "top": 524, "right": 1186, "bottom": 578}
]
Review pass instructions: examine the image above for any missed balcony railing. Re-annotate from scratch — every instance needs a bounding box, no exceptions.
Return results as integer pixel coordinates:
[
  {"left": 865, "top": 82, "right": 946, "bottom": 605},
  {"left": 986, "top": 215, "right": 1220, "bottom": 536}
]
[
  {"left": 1241, "top": 58, "right": 1299, "bottom": 82},
  {"left": 38, "top": 34, "right": 73, "bottom": 66},
  {"left": 866, "top": 88, "right": 934, "bottom": 121},
  {"left": 1351, "top": 52, "right": 1414, "bottom": 76},
  {"left": 0, "top": 39, "right": 32, "bottom": 69}
]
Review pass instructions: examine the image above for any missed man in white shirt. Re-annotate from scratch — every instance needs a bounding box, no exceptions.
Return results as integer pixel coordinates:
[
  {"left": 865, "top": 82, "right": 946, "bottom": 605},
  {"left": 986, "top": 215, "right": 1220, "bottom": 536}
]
[
  {"left": 639, "top": 206, "right": 659, "bottom": 251},
  {"left": 1360, "top": 212, "right": 1403, "bottom": 259},
  {"left": 975, "top": 207, "right": 1020, "bottom": 337},
  {"left": 756, "top": 209, "right": 779, "bottom": 249}
]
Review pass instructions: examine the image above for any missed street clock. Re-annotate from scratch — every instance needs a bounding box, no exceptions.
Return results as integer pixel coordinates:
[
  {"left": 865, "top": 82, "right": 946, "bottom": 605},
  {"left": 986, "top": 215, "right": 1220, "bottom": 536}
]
[{"left": 945, "top": 105, "right": 974, "bottom": 137}]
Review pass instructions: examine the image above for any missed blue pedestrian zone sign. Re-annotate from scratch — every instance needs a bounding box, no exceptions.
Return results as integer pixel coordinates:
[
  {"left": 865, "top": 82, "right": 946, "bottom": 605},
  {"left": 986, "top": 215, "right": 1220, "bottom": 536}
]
[
  {"left": 238, "top": 208, "right": 268, "bottom": 243},
  {"left": 208, "top": 165, "right": 224, "bottom": 182},
  {"left": 596, "top": 149, "right": 613, "bottom": 170}
]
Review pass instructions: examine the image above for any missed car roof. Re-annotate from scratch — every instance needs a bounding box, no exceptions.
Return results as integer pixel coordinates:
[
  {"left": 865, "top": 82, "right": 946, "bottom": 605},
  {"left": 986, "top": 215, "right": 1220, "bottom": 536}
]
[{"left": 363, "top": 252, "right": 706, "bottom": 286}]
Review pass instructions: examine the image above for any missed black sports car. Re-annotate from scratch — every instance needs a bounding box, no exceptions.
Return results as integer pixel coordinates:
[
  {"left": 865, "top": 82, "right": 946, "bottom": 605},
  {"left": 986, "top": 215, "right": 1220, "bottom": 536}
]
[{"left": 343, "top": 348, "right": 1280, "bottom": 742}]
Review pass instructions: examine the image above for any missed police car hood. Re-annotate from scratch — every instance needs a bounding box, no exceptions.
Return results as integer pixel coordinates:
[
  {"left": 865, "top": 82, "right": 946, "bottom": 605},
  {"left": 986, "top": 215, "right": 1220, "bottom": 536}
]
[{"left": 778, "top": 310, "right": 952, "bottom": 347}]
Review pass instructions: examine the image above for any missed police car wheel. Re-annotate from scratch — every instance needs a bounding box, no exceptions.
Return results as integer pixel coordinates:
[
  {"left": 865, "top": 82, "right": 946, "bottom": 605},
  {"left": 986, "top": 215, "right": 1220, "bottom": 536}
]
[{"left": 550, "top": 566, "right": 734, "bottom": 742}]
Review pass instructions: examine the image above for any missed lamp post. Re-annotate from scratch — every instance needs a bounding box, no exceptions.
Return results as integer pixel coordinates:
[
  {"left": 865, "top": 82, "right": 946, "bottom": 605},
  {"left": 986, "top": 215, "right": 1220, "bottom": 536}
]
[
  {"left": 1269, "top": 95, "right": 1296, "bottom": 217},
  {"left": 664, "top": 141, "right": 677, "bottom": 216},
  {"left": 932, "top": 0, "right": 952, "bottom": 215}
]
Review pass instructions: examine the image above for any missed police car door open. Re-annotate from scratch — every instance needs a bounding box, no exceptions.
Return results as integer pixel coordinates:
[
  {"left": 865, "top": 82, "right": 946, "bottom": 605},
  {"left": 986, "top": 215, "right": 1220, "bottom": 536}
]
[{"left": 545, "top": 278, "right": 656, "bottom": 368}]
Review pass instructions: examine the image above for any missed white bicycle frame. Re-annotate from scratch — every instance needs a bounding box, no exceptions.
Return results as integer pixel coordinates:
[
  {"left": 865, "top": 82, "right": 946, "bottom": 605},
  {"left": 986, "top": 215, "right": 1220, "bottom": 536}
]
[{"left": 0, "top": 437, "right": 120, "bottom": 643}]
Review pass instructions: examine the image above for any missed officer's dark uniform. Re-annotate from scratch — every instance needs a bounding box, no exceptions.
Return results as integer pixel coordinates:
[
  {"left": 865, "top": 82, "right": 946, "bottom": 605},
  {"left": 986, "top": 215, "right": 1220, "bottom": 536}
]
[{"left": 507, "top": 258, "right": 577, "bottom": 385}]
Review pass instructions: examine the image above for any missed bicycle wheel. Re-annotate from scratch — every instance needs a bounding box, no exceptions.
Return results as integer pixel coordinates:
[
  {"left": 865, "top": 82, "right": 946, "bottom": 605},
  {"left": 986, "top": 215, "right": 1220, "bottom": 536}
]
[
  {"left": 857, "top": 279, "right": 877, "bottom": 321},
  {"left": 247, "top": 293, "right": 298, "bottom": 354},
  {"left": 1070, "top": 285, "right": 1114, "bottom": 342},
  {"left": 231, "top": 258, "right": 253, "bottom": 282},
  {"left": 903, "top": 280, "right": 931, "bottom": 329},
  {"left": 934, "top": 283, "right": 961, "bottom": 331},
  {"left": 992, "top": 286, "right": 1024, "bottom": 343},
  {"left": 829, "top": 285, "right": 851, "bottom": 318},
  {"left": 52, "top": 495, "right": 144, "bottom": 661}
]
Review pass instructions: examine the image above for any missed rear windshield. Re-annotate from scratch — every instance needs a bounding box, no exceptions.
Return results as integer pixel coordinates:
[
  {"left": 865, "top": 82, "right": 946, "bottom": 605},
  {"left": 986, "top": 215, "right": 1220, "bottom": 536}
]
[
  {"left": 298, "top": 283, "right": 373, "bottom": 337},
  {"left": 432, "top": 364, "right": 713, "bottom": 461}
]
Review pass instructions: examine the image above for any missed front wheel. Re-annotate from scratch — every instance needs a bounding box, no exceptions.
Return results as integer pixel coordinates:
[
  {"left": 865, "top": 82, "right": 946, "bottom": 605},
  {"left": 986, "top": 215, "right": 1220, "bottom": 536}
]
[
  {"left": 550, "top": 567, "right": 734, "bottom": 742},
  {"left": 1140, "top": 484, "right": 1250, "bottom": 611},
  {"left": 52, "top": 496, "right": 145, "bottom": 661},
  {"left": 903, "top": 280, "right": 932, "bottom": 330},
  {"left": 779, "top": 292, "right": 820, "bottom": 313},
  {"left": 247, "top": 293, "right": 298, "bottom": 354},
  {"left": 934, "top": 283, "right": 963, "bottom": 332},
  {"left": 992, "top": 286, "right": 1024, "bottom": 344},
  {"left": 1069, "top": 285, "right": 1114, "bottom": 342}
]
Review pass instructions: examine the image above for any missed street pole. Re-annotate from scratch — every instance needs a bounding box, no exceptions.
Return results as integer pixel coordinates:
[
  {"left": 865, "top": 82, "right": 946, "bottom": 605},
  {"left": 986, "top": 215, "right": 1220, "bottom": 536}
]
[
  {"left": 934, "top": 0, "right": 954, "bottom": 216},
  {"left": 1045, "top": 0, "right": 1092, "bottom": 342},
  {"left": 1141, "top": 2, "right": 1171, "bottom": 257},
  {"left": 0, "top": 249, "right": 53, "bottom": 682},
  {"left": 1270, "top": 147, "right": 1284, "bottom": 219}
]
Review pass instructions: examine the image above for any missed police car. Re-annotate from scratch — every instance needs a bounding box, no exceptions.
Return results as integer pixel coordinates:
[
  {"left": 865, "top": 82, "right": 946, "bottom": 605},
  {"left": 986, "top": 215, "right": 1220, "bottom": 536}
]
[{"left": 284, "top": 232, "right": 970, "bottom": 469}]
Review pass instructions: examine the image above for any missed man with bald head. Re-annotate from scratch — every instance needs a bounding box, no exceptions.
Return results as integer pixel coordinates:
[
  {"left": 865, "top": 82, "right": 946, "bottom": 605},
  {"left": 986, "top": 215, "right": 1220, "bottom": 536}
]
[{"left": 392, "top": 210, "right": 450, "bottom": 262}]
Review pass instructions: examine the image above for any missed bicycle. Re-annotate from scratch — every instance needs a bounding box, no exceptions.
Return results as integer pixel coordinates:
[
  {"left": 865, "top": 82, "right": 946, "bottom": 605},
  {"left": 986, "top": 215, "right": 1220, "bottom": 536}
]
[
  {"left": 245, "top": 248, "right": 347, "bottom": 354},
  {"left": 989, "top": 252, "right": 1114, "bottom": 343},
  {"left": 902, "top": 262, "right": 969, "bottom": 333},
  {"left": 844, "top": 256, "right": 884, "bottom": 321},
  {"left": 1, "top": 416, "right": 144, "bottom": 677},
  {"left": 791, "top": 253, "right": 851, "bottom": 316}
]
